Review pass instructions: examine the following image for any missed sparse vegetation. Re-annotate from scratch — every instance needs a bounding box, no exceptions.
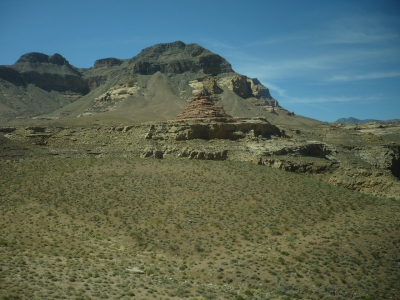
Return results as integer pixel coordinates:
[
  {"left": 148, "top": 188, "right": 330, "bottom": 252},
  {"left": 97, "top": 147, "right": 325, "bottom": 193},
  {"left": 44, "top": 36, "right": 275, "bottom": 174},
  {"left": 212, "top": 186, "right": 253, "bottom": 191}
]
[{"left": 1, "top": 156, "right": 399, "bottom": 299}]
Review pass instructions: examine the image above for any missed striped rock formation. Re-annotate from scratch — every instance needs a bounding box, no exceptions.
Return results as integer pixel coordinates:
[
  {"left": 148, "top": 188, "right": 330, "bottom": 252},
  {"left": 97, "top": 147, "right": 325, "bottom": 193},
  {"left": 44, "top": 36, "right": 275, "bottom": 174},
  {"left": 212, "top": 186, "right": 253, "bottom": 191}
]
[{"left": 175, "top": 96, "right": 233, "bottom": 121}]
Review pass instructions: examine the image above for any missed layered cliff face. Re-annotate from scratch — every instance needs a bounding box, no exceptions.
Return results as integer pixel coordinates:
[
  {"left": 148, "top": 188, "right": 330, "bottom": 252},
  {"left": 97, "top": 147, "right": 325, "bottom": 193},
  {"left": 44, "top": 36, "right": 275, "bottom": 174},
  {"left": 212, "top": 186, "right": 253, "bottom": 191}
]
[
  {"left": 0, "top": 41, "right": 287, "bottom": 123},
  {"left": 10, "top": 53, "right": 88, "bottom": 94},
  {"left": 0, "top": 66, "right": 26, "bottom": 87},
  {"left": 94, "top": 58, "right": 122, "bottom": 68},
  {"left": 175, "top": 96, "right": 233, "bottom": 121},
  {"left": 0, "top": 53, "right": 90, "bottom": 120},
  {"left": 128, "top": 41, "right": 233, "bottom": 75}
]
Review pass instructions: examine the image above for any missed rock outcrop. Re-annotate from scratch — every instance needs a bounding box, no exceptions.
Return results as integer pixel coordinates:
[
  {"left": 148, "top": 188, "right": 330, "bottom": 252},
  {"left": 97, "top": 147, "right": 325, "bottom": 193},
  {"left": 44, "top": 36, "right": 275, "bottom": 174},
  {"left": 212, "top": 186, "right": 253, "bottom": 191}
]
[
  {"left": 10, "top": 52, "right": 88, "bottom": 94},
  {"left": 129, "top": 41, "right": 233, "bottom": 75},
  {"left": 94, "top": 83, "right": 139, "bottom": 106},
  {"left": 94, "top": 58, "right": 122, "bottom": 68},
  {"left": 263, "top": 158, "right": 339, "bottom": 174},
  {"left": 143, "top": 95, "right": 283, "bottom": 141},
  {"left": 227, "top": 75, "right": 253, "bottom": 98},
  {"left": 247, "top": 140, "right": 335, "bottom": 158},
  {"left": 249, "top": 78, "right": 272, "bottom": 99},
  {"left": 355, "top": 143, "right": 400, "bottom": 179},
  {"left": 175, "top": 96, "right": 232, "bottom": 121},
  {"left": 140, "top": 147, "right": 228, "bottom": 160},
  {"left": 0, "top": 66, "right": 26, "bottom": 87},
  {"left": 188, "top": 76, "right": 223, "bottom": 96},
  {"left": 145, "top": 118, "right": 281, "bottom": 141},
  {"left": 217, "top": 75, "right": 279, "bottom": 109}
]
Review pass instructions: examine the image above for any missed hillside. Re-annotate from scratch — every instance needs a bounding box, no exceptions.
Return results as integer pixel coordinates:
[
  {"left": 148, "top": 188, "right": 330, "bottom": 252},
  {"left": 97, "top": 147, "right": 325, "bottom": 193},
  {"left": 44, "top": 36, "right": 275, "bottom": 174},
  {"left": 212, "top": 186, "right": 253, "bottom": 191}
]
[
  {"left": 0, "top": 41, "right": 313, "bottom": 126},
  {"left": 1, "top": 156, "right": 399, "bottom": 300},
  {"left": 336, "top": 117, "right": 400, "bottom": 125}
]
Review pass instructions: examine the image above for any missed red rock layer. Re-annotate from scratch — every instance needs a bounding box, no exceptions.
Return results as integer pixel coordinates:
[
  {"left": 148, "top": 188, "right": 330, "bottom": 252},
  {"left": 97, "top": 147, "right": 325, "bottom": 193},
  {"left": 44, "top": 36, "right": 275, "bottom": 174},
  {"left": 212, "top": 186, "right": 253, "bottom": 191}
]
[{"left": 175, "top": 96, "right": 232, "bottom": 121}]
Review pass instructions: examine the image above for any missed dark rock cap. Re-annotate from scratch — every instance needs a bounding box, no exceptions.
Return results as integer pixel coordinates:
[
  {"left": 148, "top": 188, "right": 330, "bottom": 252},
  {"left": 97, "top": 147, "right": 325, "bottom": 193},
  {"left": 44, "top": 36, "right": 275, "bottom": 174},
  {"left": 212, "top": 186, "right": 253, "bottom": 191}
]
[
  {"left": 16, "top": 52, "right": 70, "bottom": 66},
  {"left": 94, "top": 58, "right": 122, "bottom": 68},
  {"left": 130, "top": 41, "right": 233, "bottom": 75}
]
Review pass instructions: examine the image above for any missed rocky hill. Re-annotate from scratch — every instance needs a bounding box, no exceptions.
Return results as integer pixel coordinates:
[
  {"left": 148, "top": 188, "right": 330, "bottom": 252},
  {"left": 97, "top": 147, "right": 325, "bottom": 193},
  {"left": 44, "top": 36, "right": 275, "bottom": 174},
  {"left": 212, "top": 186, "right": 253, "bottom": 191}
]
[
  {"left": 0, "top": 52, "right": 88, "bottom": 120},
  {"left": 336, "top": 117, "right": 400, "bottom": 125},
  {"left": 0, "top": 41, "right": 301, "bottom": 125}
]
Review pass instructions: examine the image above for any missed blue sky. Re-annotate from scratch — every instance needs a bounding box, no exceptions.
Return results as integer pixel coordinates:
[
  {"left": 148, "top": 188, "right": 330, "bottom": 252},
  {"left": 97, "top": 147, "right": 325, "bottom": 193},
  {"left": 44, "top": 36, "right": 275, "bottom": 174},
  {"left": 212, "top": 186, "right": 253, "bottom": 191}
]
[{"left": 1, "top": 0, "right": 399, "bottom": 122}]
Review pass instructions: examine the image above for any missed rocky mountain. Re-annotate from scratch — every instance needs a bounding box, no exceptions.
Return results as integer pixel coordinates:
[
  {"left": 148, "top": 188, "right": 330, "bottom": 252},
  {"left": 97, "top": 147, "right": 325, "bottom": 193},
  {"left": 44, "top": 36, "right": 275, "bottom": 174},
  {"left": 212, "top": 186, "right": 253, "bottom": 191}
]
[
  {"left": 0, "top": 52, "right": 88, "bottom": 120},
  {"left": 0, "top": 41, "right": 298, "bottom": 125},
  {"left": 336, "top": 117, "right": 400, "bottom": 125}
]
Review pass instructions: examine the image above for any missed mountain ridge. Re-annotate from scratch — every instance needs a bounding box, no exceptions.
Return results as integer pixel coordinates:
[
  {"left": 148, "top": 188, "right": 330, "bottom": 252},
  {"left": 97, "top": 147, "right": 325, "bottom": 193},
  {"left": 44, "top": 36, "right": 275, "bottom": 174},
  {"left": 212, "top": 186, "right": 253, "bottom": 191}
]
[
  {"left": 0, "top": 41, "right": 321, "bottom": 127},
  {"left": 336, "top": 117, "right": 400, "bottom": 125}
]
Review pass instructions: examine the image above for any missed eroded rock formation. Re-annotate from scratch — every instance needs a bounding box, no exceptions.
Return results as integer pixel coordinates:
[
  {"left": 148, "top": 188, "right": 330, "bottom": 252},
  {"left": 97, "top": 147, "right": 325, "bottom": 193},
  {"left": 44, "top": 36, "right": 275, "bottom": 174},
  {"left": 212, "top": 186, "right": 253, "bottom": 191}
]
[
  {"left": 175, "top": 96, "right": 232, "bottom": 121},
  {"left": 145, "top": 118, "right": 281, "bottom": 141}
]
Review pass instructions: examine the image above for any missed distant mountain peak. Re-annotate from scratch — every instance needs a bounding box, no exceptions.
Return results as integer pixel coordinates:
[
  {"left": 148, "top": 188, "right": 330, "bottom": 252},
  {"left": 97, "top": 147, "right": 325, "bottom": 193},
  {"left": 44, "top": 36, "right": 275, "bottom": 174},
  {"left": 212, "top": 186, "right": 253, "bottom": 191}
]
[
  {"left": 16, "top": 52, "right": 70, "bottom": 66},
  {"left": 0, "top": 41, "right": 294, "bottom": 122},
  {"left": 129, "top": 41, "right": 233, "bottom": 75},
  {"left": 336, "top": 117, "right": 400, "bottom": 125}
]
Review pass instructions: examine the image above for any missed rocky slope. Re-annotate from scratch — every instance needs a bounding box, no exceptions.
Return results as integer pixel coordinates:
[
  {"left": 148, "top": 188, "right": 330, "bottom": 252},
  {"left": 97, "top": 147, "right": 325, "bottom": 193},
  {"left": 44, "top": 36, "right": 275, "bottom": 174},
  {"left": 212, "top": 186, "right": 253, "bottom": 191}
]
[{"left": 0, "top": 41, "right": 294, "bottom": 124}]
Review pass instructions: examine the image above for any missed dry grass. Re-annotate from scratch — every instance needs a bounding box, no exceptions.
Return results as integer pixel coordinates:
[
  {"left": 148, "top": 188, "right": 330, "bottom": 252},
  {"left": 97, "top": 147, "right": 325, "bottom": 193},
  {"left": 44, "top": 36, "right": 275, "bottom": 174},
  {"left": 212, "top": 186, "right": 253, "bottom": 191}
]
[{"left": 0, "top": 157, "right": 399, "bottom": 299}]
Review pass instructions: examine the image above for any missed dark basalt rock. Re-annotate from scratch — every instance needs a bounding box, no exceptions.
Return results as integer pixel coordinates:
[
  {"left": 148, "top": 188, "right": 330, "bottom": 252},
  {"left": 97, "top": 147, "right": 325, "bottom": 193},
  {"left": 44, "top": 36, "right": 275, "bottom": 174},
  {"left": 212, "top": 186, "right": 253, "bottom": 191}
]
[
  {"left": 16, "top": 52, "right": 50, "bottom": 64},
  {"left": 94, "top": 58, "right": 122, "bottom": 68},
  {"left": 20, "top": 71, "right": 88, "bottom": 94},
  {"left": 17, "top": 52, "right": 70, "bottom": 66},
  {"left": 0, "top": 66, "right": 26, "bottom": 86},
  {"left": 49, "top": 53, "right": 69, "bottom": 66},
  {"left": 130, "top": 41, "right": 233, "bottom": 75},
  {"left": 10, "top": 52, "right": 88, "bottom": 94}
]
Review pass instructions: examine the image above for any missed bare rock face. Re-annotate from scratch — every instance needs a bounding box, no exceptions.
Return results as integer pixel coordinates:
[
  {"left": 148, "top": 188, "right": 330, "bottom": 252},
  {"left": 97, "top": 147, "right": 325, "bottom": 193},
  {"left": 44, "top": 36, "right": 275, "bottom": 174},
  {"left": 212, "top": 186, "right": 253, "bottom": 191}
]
[
  {"left": 10, "top": 53, "right": 88, "bottom": 94},
  {"left": 249, "top": 78, "right": 273, "bottom": 99},
  {"left": 189, "top": 76, "right": 223, "bottom": 96},
  {"left": 230, "top": 75, "right": 252, "bottom": 98},
  {"left": 218, "top": 76, "right": 278, "bottom": 105},
  {"left": 176, "top": 96, "right": 232, "bottom": 121},
  {"left": 0, "top": 66, "right": 26, "bottom": 87},
  {"left": 327, "top": 167, "right": 400, "bottom": 199},
  {"left": 145, "top": 118, "right": 281, "bottom": 141},
  {"left": 94, "top": 58, "right": 122, "bottom": 68},
  {"left": 93, "top": 82, "right": 139, "bottom": 107},
  {"left": 263, "top": 158, "right": 339, "bottom": 174},
  {"left": 355, "top": 143, "right": 400, "bottom": 179},
  {"left": 129, "top": 41, "right": 233, "bottom": 75},
  {"left": 140, "top": 147, "right": 228, "bottom": 160}
]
